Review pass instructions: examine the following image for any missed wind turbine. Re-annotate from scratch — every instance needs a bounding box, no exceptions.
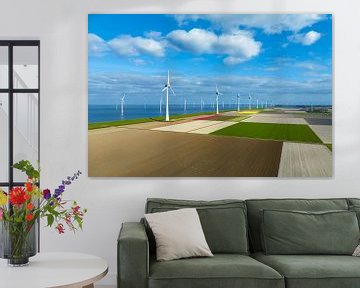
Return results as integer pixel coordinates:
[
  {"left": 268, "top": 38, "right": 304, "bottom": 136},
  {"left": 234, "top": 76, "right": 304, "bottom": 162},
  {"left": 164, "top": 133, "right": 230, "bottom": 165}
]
[
  {"left": 237, "top": 93, "right": 240, "bottom": 112},
  {"left": 143, "top": 96, "right": 147, "bottom": 111},
  {"left": 200, "top": 96, "right": 203, "bottom": 111},
  {"left": 162, "top": 70, "right": 175, "bottom": 121},
  {"left": 159, "top": 95, "right": 163, "bottom": 114},
  {"left": 120, "top": 94, "right": 125, "bottom": 117},
  {"left": 248, "top": 93, "right": 252, "bottom": 110},
  {"left": 184, "top": 97, "right": 187, "bottom": 113},
  {"left": 215, "top": 85, "right": 222, "bottom": 114}
]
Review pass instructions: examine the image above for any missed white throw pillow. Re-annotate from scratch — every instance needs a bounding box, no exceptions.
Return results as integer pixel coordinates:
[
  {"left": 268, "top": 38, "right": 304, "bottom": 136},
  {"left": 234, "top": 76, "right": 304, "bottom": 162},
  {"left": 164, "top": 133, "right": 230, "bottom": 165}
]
[
  {"left": 145, "top": 208, "right": 213, "bottom": 261},
  {"left": 353, "top": 244, "right": 360, "bottom": 256}
]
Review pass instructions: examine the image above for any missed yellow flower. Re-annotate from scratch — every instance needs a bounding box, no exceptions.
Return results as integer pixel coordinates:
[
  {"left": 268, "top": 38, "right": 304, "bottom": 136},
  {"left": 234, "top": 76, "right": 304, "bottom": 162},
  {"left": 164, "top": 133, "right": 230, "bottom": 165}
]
[{"left": 0, "top": 190, "right": 7, "bottom": 206}]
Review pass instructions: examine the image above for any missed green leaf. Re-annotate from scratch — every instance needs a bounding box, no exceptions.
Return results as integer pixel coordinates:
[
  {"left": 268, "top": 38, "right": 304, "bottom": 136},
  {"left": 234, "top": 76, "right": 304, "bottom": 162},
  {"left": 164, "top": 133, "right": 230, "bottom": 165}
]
[
  {"left": 47, "top": 214, "right": 54, "bottom": 227},
  {"left": 12, "top": 160, "right": 40, "bottom": 180}
]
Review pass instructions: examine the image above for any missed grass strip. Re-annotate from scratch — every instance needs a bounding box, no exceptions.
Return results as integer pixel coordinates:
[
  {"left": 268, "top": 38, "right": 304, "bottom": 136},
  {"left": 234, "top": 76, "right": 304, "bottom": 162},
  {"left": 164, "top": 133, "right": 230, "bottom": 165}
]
[
  {"left": 88, "top": 118, "right": 155, "bottom": 130},
  {"left": 212, "top": 122, "right": 323, "bottom": 143},
  {"left": 229, "top": 116, "right": 250, "bottom": 122},
  {"left": 88, "top": 111, "right": 218, "bottom": 130}
]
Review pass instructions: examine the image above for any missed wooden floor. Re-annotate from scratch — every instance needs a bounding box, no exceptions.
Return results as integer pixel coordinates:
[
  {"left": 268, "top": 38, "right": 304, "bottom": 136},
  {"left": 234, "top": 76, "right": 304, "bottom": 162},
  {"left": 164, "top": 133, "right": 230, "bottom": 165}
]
[{"left": 278, "top": 142, "right": 332, "bottom": 177}]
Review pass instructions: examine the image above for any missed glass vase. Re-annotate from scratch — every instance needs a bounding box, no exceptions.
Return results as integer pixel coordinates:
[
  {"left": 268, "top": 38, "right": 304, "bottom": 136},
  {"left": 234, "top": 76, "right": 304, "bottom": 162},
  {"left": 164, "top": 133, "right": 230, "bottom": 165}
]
[{"left": 0, "top": 220, "right": 37, "bottom": 266}]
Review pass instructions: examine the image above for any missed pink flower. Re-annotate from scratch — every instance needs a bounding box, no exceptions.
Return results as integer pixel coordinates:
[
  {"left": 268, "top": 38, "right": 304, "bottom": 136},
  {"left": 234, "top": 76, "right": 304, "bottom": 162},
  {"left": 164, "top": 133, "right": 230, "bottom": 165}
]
[
  {"left": 0, "top": 208, "right": 3, "bottom": 220},
  {"left": 56, "top": 223, "right": 65, "bottom": 234},
  {"left": 72, "top": 205, "right": 80, "bottom": 215},
  {"left": 65, "top": 214, "right": 71, "bottom": 225}
]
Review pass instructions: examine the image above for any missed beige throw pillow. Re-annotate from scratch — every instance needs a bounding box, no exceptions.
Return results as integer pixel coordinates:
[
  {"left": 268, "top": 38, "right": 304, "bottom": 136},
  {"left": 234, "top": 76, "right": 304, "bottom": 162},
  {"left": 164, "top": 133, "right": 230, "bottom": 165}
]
[
  {"left": 145, "top": 208, "right": 213, "bottom": 261},
  {"left": 353, "top": 244, "right": 360, "bottom": 256}
]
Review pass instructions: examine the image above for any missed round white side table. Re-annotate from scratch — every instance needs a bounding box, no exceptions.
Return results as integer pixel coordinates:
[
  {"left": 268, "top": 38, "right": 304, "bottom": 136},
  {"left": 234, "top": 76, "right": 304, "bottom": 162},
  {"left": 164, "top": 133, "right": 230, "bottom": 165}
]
[{"left": 0, "top": 252, "right": 108, "bottom": 288}]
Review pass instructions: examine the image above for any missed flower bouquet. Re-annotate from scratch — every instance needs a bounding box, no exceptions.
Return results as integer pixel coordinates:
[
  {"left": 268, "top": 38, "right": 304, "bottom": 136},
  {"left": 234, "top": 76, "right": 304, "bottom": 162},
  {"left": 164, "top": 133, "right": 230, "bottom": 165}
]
[{"left": 0, "top": 160, "right": 87, "bottom": 266}]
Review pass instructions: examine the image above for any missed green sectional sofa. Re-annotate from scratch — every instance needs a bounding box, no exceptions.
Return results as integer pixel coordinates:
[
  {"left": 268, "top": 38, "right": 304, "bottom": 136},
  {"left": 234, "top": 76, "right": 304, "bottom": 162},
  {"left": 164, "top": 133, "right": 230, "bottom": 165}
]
[{"left": 118, "top": 198, "right": 360, "bottom": 288}]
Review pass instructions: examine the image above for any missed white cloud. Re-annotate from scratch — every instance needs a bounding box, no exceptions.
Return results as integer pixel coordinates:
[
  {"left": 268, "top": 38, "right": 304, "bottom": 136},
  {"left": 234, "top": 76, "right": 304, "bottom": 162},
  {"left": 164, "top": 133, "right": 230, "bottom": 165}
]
[
  {"left": 288, "top": 30, "right": 321, "bottom": 46},
  {"left": 264, "top": 67, "right": 281, "bottom": 72},
  {"left": 297, "top": 61, "right": 326, "bottom": 70},
  {"left": 167, "top": 28, "right": 261, "bottom": 65},
  {"left": 173, "top": 14, "right": 327, "bottom": 34},
  {"left": 108, "top": 35, "right": 165, "bottom": 57},
  {"left": 88, "top": 33, "right": 109, "bottom": 56},
  {"left": 144, "top": 31, "right": 162, "bottom": 39},
  {"left": 130, "top": 58, "right": 147, "bottom": 66},
  {"left": 167, "top": 29, "right": 217, "bottom": 53}
]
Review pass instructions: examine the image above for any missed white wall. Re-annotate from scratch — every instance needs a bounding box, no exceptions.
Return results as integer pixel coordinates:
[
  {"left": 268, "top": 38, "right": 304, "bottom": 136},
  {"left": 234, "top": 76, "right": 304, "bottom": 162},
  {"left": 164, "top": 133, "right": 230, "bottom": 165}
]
[{"left": 1, "top": 0, "right": 360, "bottom": 286}]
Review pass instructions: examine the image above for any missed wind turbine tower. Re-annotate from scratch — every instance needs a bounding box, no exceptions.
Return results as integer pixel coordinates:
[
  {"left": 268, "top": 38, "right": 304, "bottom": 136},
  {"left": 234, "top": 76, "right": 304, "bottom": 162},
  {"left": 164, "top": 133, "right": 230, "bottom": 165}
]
[
  {"left": 162, "top": 70, "right": 175, "bottom": 121},
  {"left": 159, "top": 95, "right": 162, "bottom": 114},
  {"left": 257, "top": 99, "right": 259, "bottom": 109},
  {"left": 248, "top": 93, "right": 252, "bottom": 110},
  {"left": 237, "top": 93, "right": 240, "bottom": 112},
  {"left": 120, "top": 94, "right": 125, "bottom": 117},
  {"left": 215, "top": 85, "right": 223, "bottom": 114}
]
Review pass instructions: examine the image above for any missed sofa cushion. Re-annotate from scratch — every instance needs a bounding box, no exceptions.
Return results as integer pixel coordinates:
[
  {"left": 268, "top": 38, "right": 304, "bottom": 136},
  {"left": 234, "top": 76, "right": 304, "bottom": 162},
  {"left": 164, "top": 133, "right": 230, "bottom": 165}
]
[
  {"left": 351, "top": 206, "right": 360, "bottom": 226},
  {"left": 246, "top": 198, "right": 349, "bottom": 252},
  {"left": 149, "top": 254, "right": 284, "bottom": 288},
  {"left": 145, "top": 208, "right": 213, "bottom": 261},
  {"left": 146, "top": 198, "right": 248, "bottom": 254},
  {"left": 261, "top": 209, "right": 359, "bottom": 255},
  {"left": 253, "top": 252, "right": 360, "bottom": 288}
]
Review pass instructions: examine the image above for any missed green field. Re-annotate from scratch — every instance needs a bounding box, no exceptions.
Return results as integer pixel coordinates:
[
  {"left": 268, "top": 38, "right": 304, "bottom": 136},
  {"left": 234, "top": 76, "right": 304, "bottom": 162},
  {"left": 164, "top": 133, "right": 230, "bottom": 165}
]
[
  {"left": 326, "top": 144, "right": 332, "bottom": 151},
  {"left": 212, "top": 122, "right": 323, "bottom": 143},
  {"left": 88, "top": 117, "right": 154, "bottom": 130}
]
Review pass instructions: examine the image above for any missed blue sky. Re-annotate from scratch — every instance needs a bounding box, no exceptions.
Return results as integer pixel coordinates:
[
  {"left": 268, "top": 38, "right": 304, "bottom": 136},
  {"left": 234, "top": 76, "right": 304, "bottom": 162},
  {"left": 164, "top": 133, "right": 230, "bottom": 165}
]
[{"left": 88, "top": 14, "right": 332, "bottom": 106}]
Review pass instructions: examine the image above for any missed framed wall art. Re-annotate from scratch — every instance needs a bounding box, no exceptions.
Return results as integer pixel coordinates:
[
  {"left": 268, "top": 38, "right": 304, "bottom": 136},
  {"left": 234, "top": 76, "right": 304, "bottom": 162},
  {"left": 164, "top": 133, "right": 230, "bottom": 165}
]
[{"left": 88, "top": 14, "right": 332, "bottom": 177}]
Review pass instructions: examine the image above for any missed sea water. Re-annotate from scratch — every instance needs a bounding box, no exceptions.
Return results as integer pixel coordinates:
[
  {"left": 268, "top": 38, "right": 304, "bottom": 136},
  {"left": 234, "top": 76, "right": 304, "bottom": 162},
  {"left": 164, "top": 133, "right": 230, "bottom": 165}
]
[
  {"left": 88, "top": 104, "right": 331, "bottom": 123},
  {"left": 89, "top": 104, "right": 243, "bottom": 123}
]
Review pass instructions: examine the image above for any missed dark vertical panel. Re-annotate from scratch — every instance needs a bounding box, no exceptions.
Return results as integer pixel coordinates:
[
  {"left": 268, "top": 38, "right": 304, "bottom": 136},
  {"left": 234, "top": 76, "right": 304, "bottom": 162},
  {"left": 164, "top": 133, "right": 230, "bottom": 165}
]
[
  {"left": 0, "top": 40, "right": 40, "bottom": 252},
  {"left": 8, "top": 44, "right": 13, "bottom": 191}
]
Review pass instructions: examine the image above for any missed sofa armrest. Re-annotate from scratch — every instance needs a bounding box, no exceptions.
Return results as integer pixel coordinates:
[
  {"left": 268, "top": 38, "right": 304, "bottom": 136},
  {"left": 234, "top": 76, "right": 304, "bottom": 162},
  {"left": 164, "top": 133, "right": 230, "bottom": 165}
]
[{"left": 118, "top": 222, "right": 149, "bottom": 288}]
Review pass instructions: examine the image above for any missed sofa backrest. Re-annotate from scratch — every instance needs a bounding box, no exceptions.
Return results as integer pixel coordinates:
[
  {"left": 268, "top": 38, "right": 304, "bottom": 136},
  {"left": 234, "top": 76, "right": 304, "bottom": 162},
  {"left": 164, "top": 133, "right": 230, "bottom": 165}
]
[
  {"left": 145, "top": 198, "right": 249, "bottom": 255},
  {"left": 348, "top": 198, "right": 360, "bottom": 207},
  {"left": 245, "top": 198, "right": 349, "bottom": 252}
]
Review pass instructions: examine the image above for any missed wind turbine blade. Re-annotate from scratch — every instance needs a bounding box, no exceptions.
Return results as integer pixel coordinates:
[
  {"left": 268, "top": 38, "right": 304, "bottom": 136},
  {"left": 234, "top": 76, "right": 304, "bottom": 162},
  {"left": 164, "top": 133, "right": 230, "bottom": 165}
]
[
  {"left": 170, "top": 87, "right": 175, "bottom": 96},
  {"left": 162, "top": 87, "right": 167, "bottom": 92}
]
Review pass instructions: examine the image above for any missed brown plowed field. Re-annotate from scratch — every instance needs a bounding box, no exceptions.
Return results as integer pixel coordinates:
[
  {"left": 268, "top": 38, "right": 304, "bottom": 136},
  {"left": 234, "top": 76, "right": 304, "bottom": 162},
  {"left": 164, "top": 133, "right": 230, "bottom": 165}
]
[{"left": 88, "top": 128, "right": 283, "bottom": 177}]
